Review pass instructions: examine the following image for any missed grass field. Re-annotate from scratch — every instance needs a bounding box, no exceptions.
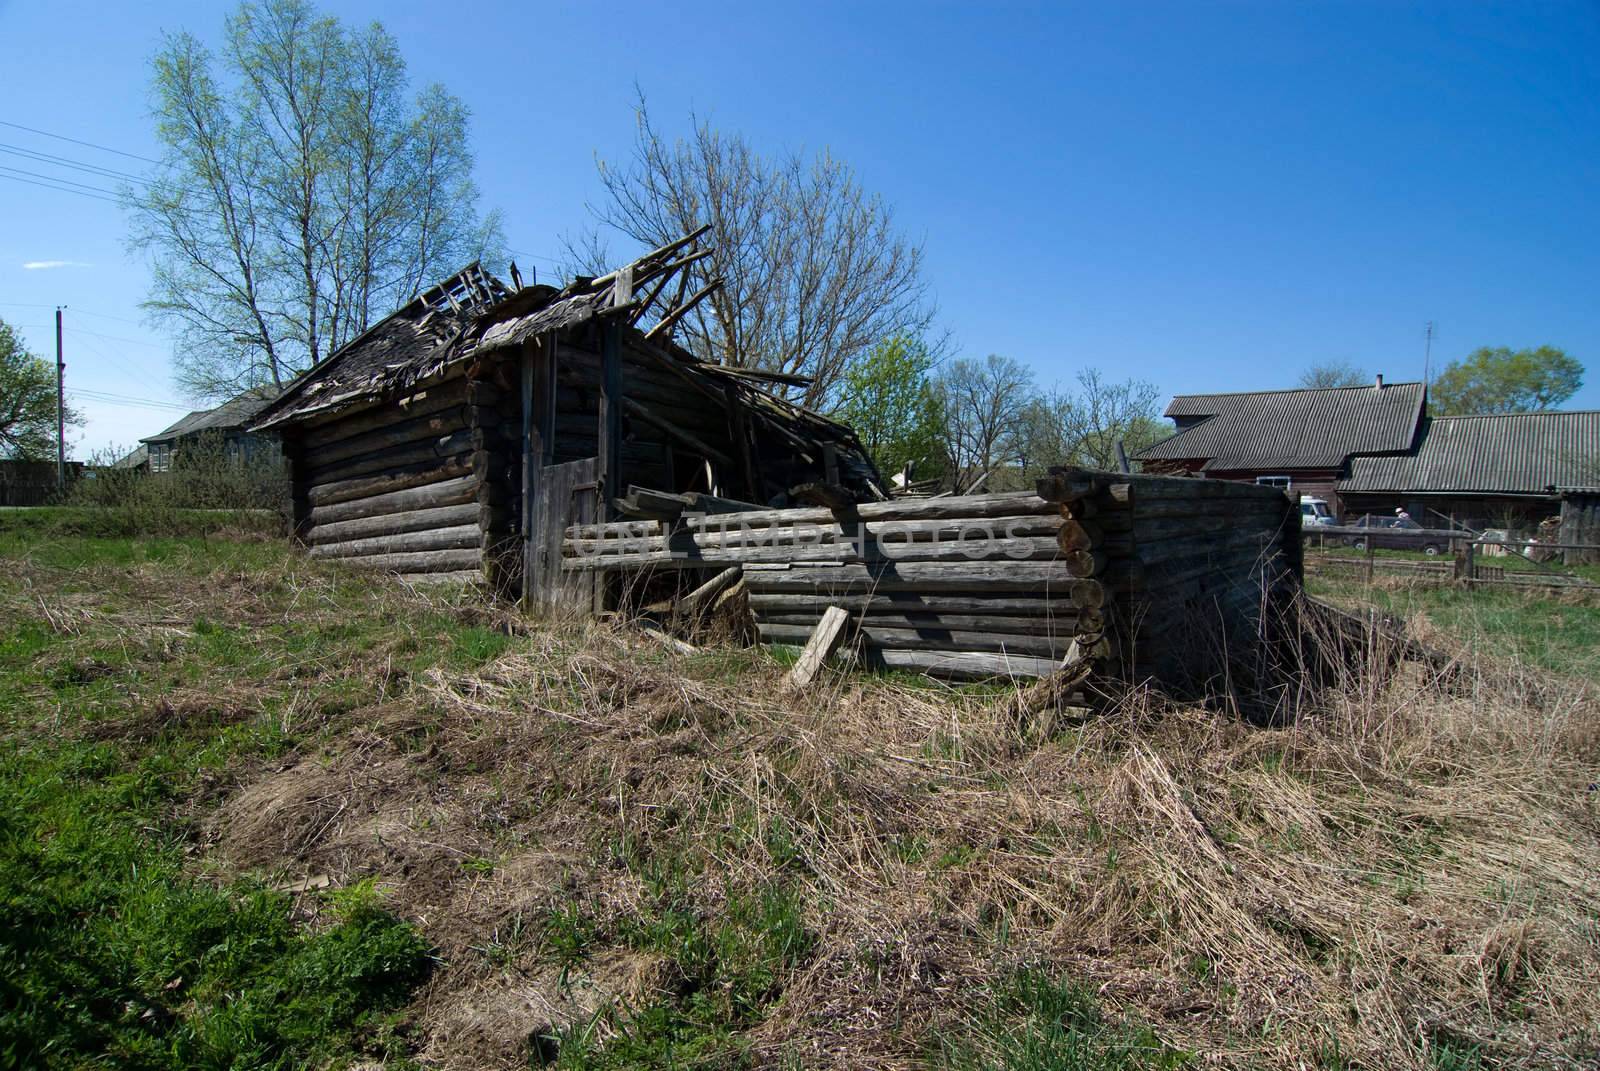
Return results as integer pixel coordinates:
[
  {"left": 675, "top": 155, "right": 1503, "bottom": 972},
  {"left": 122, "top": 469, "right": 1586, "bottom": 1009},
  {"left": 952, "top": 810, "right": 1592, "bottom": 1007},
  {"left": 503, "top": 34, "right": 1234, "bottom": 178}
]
[{"left": 2, "top": 513, "right": 1597, "bottom": 1069}]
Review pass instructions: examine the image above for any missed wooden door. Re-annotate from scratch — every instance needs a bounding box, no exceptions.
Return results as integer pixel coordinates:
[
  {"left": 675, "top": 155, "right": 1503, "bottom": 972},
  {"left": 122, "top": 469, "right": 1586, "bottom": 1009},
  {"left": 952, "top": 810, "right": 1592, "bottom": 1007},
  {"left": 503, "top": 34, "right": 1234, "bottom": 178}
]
[{"left": 526, "top": 456, "right": 599, "bottom": 612}]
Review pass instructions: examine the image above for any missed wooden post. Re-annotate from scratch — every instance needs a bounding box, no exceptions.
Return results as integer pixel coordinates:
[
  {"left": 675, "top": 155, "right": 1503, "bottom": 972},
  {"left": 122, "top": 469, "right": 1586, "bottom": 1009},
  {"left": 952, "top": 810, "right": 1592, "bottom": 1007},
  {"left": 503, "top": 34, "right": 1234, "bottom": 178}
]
[
  {"left": 725, "top": 383, "right": 760, "bottom": 503},
  {"left": 1366, "top": 533, "right": 1375, "bottom": 584},
  {"left": 598, "top": 320, "right": 623, "bottom": 521},
  {"left": 520, "top": 340, "right": 537, "bottom": 608},
  {"left": 1465, "top": 540, "right": 1476, "bottom": 588}
]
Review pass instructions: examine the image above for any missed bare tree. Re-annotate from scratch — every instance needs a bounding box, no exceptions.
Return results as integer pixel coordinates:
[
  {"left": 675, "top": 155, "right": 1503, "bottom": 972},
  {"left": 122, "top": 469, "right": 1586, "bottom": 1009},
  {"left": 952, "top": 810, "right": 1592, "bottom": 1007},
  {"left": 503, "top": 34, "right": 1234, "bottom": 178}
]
[
  {"left": 128, "top": 0, "right": 501, "bottom": 401},
  {"left": 577, "top": 95, "right": 935, "bottom": 408},
  {"left": 1006, "top": 369, "right": 1164, "bottom": 477},
  {"left": 1299, "top": 360, "right": 1369, "bottom": 389},
  {"left": 933, "top": 354, "right": 1035, "bottom": 491},
  {"left": 1058, "top": 369, "right": 1165, "bottom": 469}
]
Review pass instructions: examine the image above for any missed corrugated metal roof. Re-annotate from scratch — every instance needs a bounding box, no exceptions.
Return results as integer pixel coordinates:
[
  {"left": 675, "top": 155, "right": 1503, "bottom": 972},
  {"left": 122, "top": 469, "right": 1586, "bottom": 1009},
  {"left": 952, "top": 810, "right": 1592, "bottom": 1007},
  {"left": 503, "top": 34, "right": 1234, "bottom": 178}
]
[
  {"left": 141, "top": 387, "right": 281, "bottom": 444},
  {"left": 1339, "top": 410, "right": 1600, "bottom": 495},
  {"left": 1137, "top": 382, "right": 1426, "bottom": 469}
]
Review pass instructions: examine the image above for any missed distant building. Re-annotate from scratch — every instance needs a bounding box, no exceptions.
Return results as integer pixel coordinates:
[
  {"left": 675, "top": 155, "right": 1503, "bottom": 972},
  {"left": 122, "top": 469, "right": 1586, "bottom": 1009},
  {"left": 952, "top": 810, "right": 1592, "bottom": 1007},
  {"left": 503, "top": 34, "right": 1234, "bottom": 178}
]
[
  {"left": 137, "top": 387, "right": 282, "bottom": 472},
  {"left": 1337, "top": 410, "right": 1600, "bottom": 529},
  {"left": 1136, "top": 376, "right": 1426, "bottom": 517}
]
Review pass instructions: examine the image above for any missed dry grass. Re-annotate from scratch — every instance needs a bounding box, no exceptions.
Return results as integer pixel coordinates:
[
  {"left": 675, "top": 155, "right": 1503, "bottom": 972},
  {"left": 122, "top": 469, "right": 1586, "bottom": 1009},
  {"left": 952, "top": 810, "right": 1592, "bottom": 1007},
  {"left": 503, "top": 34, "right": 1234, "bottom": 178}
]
[
  {"left": 199, "top": 606, "right": 1599, "bottom": 1068},
  {"left": 4, "top": 532, "right": 1597, "bottom": 1069}
]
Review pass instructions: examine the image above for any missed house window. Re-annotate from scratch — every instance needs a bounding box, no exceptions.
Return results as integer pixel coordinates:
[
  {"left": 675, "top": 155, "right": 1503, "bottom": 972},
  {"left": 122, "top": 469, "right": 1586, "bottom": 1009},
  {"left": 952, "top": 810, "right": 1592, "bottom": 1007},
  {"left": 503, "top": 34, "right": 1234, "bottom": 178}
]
[
  {"left": 1255, "top": 475, "right": 1291, "bottom": 490},
  {"left": 149, "top": 443, "right": 172, "bottom": 473}
]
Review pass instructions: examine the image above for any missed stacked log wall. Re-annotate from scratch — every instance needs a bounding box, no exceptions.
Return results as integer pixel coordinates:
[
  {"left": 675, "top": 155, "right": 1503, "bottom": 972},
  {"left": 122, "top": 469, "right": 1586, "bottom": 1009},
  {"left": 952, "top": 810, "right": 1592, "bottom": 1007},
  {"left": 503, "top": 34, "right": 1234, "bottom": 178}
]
[
  {"left": 564, "top": 470, "right": 1302, "bottom": 689},
  {"left": 294, "top": 370, "right": 487, "bottom": 584}
]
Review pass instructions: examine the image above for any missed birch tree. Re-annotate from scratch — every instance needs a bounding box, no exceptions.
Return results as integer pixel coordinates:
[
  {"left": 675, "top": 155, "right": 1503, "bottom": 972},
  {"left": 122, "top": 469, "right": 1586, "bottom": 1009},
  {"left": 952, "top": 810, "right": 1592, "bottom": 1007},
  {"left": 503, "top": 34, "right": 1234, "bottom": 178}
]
[{"left": 127, "top": 0, "right": 502, "bottom": 400}]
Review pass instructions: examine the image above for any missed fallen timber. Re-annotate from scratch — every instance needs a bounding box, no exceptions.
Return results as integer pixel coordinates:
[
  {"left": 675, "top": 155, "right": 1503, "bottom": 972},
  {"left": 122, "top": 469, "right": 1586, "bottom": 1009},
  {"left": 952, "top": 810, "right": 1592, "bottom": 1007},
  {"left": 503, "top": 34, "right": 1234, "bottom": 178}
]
[{"left": 562, "top": 467, "right": 1305, "bottom": 687}]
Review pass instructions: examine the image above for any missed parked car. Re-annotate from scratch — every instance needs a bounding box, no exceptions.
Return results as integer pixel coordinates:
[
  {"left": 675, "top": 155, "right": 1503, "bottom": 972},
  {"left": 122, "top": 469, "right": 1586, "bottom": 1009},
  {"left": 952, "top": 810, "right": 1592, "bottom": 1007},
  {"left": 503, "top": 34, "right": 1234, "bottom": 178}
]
[{"left": 1336, "top": 515, "right": 1457, "bottom": 555}]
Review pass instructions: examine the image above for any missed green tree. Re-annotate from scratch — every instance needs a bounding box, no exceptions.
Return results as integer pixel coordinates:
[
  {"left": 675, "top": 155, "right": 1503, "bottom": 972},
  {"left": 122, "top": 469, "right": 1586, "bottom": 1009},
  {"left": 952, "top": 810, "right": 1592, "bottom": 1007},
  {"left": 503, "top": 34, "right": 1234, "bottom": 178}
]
[
  {"left": 1430, "top": 346, "right": 1582, "bottom": 415},
  {"left": 127, "top": 0, "right": 502, "bottom": 400},
  {"left": 0, "top": 318, "right": 79, "bottom": 460},
  {"left": 833, "top": 336, "right": 945, "bottom": 483}
]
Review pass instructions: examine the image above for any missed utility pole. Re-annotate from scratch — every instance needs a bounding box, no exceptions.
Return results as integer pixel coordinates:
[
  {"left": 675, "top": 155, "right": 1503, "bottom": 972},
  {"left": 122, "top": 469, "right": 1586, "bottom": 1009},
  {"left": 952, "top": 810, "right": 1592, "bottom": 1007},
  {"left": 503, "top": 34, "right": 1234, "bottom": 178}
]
[
  {"left": 55, "top": 307, "right": 65, "bottom": 491},
  {"left": 1423, "top": 321, "right": 1435, "bottom": 389}
]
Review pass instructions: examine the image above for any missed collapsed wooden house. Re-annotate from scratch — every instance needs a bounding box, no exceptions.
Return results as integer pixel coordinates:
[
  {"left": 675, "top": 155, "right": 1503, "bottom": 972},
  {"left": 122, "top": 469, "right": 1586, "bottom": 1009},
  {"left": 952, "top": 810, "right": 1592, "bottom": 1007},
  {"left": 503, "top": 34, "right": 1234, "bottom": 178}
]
[
  {"left": 566, "top": 467, "right": 1304, "bottom": 696},
  {"left": 250, "top": 230, "right": 885, "bottom": 607},
  {"left": 253, "top": 230, "right": 1304, "bottom": 696}
]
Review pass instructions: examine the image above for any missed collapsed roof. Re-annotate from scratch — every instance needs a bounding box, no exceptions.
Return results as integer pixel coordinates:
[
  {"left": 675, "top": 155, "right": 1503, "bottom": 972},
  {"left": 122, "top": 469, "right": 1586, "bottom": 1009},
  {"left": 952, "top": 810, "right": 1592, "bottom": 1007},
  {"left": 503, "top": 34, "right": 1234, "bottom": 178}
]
[{"left": 251, "top": 231, "right": 885, "bottom": 500}]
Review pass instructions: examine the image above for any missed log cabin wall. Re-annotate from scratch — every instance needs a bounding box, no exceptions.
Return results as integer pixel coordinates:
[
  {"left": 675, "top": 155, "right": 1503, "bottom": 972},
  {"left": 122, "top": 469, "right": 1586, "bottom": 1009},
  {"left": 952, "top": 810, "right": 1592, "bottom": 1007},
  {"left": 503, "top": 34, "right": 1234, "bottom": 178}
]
[
  {"left": 291, "top": 370, "right": 488, "bottom": 585},
  {"left": 563, "top": 469, "right": 1302, "bottom": 695}
]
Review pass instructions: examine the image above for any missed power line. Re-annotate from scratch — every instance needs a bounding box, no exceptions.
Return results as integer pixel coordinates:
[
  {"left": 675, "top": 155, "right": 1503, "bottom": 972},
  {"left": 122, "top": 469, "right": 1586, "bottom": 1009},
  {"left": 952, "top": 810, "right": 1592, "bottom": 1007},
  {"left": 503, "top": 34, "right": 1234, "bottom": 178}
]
[
  {"left": 0, "top": 142, "right": 151, "bottom": 186},
  {"left": 0, "top": 118, "right": 160, "bottom": 165},
  {"left": 0, "top": 303, "right": 148, "bottom": 327},
  {"left": 12, "top": 322, "right": 166, "bottom": 349},
  {"left": 0, "top": 171, "right": 121, "bottom": 204},
  {"left": 67, "top": 388, "right": 189, "bottom": 412},
  {"left": 0, "top": 163, "right": 123, "bottom": 198}
]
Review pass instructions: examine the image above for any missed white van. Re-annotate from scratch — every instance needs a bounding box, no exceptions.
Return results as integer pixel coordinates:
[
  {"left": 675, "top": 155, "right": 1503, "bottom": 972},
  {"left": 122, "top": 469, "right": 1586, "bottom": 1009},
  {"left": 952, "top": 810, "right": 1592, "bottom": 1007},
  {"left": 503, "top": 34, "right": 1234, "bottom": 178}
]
[{"left": 1299, "top": 496, "right": 1336, "bottom": 526}]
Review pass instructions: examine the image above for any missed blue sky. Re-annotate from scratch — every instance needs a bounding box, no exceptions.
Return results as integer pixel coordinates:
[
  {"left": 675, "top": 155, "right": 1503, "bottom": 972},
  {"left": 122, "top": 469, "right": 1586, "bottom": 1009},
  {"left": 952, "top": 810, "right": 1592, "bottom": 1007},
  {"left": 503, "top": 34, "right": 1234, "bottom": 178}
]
[{"left": 1, "top": 0, "right": 1596, "bottom": 456}]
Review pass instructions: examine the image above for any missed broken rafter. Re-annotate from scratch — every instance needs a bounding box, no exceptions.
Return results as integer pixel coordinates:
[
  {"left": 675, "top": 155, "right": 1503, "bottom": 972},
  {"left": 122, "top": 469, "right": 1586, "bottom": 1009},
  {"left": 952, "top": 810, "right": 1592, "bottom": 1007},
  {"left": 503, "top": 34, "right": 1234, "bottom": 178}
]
[{"left": 646, "top": 277, "right": 725, "bottom": 342}]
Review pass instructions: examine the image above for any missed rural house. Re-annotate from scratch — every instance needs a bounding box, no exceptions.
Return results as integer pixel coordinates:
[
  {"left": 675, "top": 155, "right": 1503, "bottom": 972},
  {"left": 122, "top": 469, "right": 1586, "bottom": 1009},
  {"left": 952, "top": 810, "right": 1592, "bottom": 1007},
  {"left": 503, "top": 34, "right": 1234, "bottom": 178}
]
[
  {"left": 1135, "top": 377, "right": 1427, "bottom": 517},
  {"left": 1337, "top": 409, "right": 1600, "bottom": 531},
  {"left": 136, "top": 386, "right": 282, "bottom": 473},
  {"left": 249, "top": 231, "right": 884, "bottom": 606}
]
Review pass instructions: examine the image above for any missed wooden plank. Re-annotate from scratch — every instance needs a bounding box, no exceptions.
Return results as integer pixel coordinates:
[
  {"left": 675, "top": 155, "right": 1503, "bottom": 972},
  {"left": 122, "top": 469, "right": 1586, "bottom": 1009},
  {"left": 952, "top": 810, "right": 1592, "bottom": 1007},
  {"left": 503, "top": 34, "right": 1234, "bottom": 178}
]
[
  {"left": 786, "top": 606, "right": 852, "bottom": 689},
  {"left": 528, "top": 457, "right": 600, "bottom": 612}
]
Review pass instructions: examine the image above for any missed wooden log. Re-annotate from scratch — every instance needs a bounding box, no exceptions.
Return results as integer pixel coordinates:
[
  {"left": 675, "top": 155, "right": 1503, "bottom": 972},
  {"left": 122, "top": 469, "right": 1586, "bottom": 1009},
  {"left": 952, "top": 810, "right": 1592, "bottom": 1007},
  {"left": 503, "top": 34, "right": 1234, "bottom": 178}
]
[
  {"left": 569, "top": 512, "right": 1061, "bottom": 545},
  {"left": 330, "top": 547, "right": 482, "bottom": 574},
  {"left": 748, "top": 592, "right": 1089, "bottom": 616},
  {"left": 308, "top": 501, "right": 479, "bottom": 545},
  {"left": 785, "top": 606, "right": 852, "bottom": 689},
  {"left": 678, "top": 566, "right": 742, "bottom": 618},
  {"left": 303, "top": 406, "right": 464, "bottom": 466},
  {"left": 662, "top": 491, "right": 1054, "bottom": 530},
  {"left": 861, "top": 647, "right": 1074, "bottom": 680},
  {"left": 1058, "top": 519, "right": 1101, "bottom": 552},
  {"left": 309, "top": 523, "right": 482, "bottom": 560},
  {"left": 755, "top": 612, "right": 1095, "bottom": 636},
  {"left": 306, "top": 457, "right": 472, "bottom": 509},
  {"left": 305, "top": 430, "right": 473, "bottom": 485},
  {"left": 308, "top": 474, "right": 478, "bottom": 527},
  {"left": 1035, "top": 471, "right": 1103, "bottom": 503},
  {"left": 1062, "top": 549, "right": 1106, "bottom": 578},
  {"left": 395, "top": 569, "right": 482, "bottom": 586},
  {"left": 563, "top": 534, "right": 1065, "bottom": 570},
  {"left": 299, "top": 379, "right": 471, "bottom": 448},
  {"left": 737, "top": 560, "right": 1084, "bottom": 593}
]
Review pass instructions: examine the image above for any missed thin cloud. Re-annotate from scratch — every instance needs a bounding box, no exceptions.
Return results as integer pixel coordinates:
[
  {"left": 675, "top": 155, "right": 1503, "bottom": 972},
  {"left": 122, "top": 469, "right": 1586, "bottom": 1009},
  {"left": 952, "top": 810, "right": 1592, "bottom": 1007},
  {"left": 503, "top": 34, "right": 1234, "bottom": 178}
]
[{"left": 22, "top": 260, "right": 91, "bottom": 270}]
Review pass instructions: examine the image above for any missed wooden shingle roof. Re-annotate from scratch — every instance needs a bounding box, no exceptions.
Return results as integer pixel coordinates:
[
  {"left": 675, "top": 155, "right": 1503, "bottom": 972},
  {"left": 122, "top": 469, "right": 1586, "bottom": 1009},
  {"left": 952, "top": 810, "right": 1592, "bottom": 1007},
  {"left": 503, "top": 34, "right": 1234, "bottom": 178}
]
[
  {"left": 1137, "top": 381, "right": 1426, "bottom": 470},
  {"left": 1339, "top": 410, "right": 1600, "bottom": 496}
]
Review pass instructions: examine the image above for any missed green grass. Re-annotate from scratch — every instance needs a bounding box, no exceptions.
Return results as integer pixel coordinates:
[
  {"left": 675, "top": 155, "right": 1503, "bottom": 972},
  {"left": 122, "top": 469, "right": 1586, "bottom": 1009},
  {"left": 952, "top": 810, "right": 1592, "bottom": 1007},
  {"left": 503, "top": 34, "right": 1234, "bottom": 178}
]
[
  {"left": 0, "top": 529, "right": 514, "bottom": 1069},
  {"left": 935, "top": 969, "right": 1191, "bottom": 1071},
  {"left": 1308, "top": 574, "right": 1600, "bottom": 677}
]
